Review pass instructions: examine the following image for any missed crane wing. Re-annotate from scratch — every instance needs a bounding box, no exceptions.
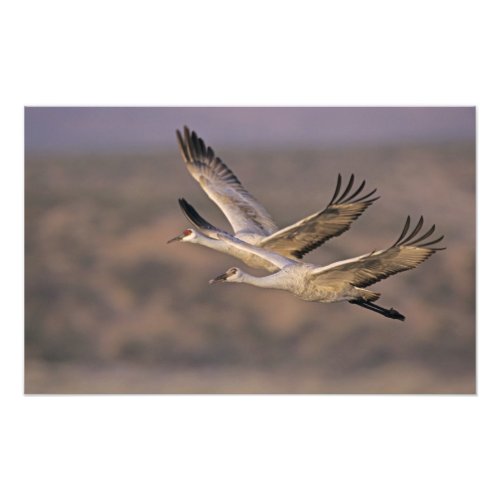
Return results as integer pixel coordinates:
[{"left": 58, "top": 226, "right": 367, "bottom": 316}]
[
  {"left": 260, "top": 174, "right": 378, "bottom": 258},
  {"left": 312, "top": 216, "right": 445, "bottom": 287},
  {"left": 176, "top": 127, "right": 278, "bottom": 237}
]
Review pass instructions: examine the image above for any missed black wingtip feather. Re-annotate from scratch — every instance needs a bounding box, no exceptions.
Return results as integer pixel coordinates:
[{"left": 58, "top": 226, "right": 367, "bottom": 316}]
[
  {"left": 400, "top": 216, "right": 424, "bottom": 246},
  {"left": 391, "top": 216, "right": 445, "bottom": 251},
  {"left": 392, "top": 216, "right": 411, "bottom": 247},
  {"left": 354, "top": 188, "right": 378, "bottom": 203},
  {"left": 328, "top": 174, "right": 343, "bottom": 205},
  {"left": 342, "top": 179, "right": 366, "bottom": 203},
  {"left": 364, "top": 195, "right": 380, "bottom": 204},
  {"left": 410, "top": 224, "right": 435, "bottom": 246},
  {"left": 336, "top": 174, "right": 355, "bottom": 203},
  {"left": 327, "top": 175, "right": 378, "bottom": 207},
  {"left": 421, "top": 235, "right": 445, "bottom": 248},
  {"left": 178, "top": 198, "right": 218, "bottom": 232}
]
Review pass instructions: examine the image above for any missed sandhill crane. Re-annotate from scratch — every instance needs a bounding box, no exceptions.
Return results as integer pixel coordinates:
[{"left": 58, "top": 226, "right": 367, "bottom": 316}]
[
  {"left": 207, "top": 216, "right": 445, "bottom": 321},
  {"left": 173, "top": 127, "right": 378, "bottom": 269}
]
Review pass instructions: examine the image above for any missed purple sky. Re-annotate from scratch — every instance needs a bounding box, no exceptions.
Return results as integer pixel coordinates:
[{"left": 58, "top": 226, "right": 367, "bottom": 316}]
[{"left": 25, "top": 107, "right": 475, "bottom": 153}]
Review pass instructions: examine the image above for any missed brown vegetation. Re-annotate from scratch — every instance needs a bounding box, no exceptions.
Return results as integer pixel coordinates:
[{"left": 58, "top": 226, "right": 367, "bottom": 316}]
[{"left": 25, "top": 142, "right": 475, "bottom": 393}]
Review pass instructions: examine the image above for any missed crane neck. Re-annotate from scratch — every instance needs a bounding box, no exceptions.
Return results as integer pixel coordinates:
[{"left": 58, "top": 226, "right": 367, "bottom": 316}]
[
  {"left": 194, "top": 232, "right": 263, "bottom": 264},
  {"left": 239, "top": 271, "right": 288, "bottom": 291},
  {"left": 194, "top": 233, "right": 235, "bottom": 253}
]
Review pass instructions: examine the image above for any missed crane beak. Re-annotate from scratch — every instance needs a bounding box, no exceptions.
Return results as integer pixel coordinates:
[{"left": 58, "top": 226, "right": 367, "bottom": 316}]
[
  {"left": 209, "top": 272, "right": 229, "bottom": 284},
  {"left": 167, "top": 233, "right": 183, "bottom": 244}
]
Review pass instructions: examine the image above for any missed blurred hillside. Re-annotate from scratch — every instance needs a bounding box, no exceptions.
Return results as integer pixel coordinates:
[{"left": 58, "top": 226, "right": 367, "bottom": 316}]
[{"left": 25, "top": 141, "right": 475, "bottom": 393}]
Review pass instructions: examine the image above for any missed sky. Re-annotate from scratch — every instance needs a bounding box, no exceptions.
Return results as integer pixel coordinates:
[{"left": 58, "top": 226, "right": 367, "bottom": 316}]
[{"left": 25, "top": 107, "right": 475, "bottom": 154}]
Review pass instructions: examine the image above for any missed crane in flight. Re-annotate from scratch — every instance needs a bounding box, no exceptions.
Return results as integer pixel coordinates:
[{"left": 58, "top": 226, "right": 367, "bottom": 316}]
[{"left": 206, "top": 216, "right": 445, "bottom": 321}]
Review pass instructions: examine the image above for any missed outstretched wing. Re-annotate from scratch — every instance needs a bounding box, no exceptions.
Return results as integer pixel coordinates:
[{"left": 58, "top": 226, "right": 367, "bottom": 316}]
[
  {"left": 312, "top": 216, "right": 445, "bottom": 286},
  {"left": 260, "top": 174, "right": 378, "bottom": 258},
  {"left": 176, "top": 127, "right": 278, "bottom": 237}
]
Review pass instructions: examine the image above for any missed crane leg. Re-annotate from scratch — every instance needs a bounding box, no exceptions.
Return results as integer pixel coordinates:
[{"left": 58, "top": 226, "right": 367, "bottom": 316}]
[{"left": 349, "top": 299, "right": 405, "bottom": 321}]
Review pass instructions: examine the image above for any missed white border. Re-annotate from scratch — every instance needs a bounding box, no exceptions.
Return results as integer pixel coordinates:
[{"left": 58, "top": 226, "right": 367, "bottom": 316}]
[{"left": 2, "top": 1, "right": 497, "bottom": 499}]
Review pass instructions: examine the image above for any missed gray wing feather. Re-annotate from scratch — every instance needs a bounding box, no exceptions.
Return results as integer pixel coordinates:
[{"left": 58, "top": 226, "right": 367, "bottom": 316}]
[
  {"left": 260, "top": 174, "right": 378, "bottom": 258},
  {"left": 312, "top": 216, "right": 445, "bottom": 287},
  {"left": 176, "top": 127, "right": 278, "bottom": 236}
]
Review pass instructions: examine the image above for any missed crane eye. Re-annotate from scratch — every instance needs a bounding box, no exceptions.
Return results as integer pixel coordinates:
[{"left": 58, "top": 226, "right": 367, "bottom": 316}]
[{"left": 183, "top": 229, "right": 192, "bottom": 236}]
